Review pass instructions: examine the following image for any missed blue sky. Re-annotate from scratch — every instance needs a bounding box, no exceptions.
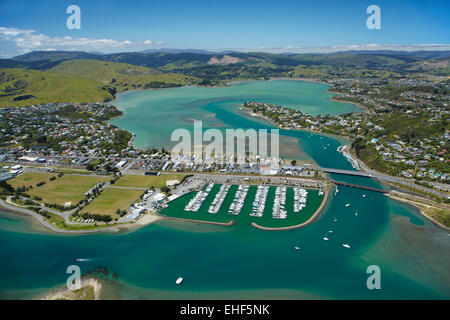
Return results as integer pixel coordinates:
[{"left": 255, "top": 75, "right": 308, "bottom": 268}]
[{"left": 0, "top": 0, "right": 449, "bottom": 57}]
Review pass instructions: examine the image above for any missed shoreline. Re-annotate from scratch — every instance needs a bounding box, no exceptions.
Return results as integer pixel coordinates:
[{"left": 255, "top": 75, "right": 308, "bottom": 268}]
[
  {"left": 387, "top": 191, "right": 450, "bottom": 231},
  {"left": 112, "top": 77, "right": 356, "bottom": 152},
  {"left": 239, "top": 105, "right": 352, "bottom": 145},
  {"left": 240, "top": 105, "right": 450, "bottom": 231},
  {"left": 39, "top": 277, "right": 102, "bottom": 300},
  {"left": 0, "top": 199, "right": 162, "bottom": 234}
]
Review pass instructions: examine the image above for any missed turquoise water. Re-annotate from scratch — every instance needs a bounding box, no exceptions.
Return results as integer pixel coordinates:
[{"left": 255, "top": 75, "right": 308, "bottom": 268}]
[
  {"left": 0, "top": 81, "right": 449, "bottom": 299},
  {"left": 110, "top": 80, "right": 357, "bottom": 159}
]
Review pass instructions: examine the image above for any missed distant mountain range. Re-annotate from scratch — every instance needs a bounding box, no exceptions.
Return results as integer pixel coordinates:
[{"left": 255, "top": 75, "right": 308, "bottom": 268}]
[
  {"left": 11, "top": 49, "right": 450, "bottom": 62},
  {"left": 1, "top": 49, "right": 448, "bottom": 107}
]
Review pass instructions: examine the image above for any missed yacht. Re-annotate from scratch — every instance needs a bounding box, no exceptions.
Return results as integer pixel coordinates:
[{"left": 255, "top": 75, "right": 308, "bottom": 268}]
[
  {"left": 208, "top": 184, "right": 230, "bottom": 214},
  {"left": 342, "top": 244, "right": 351, "bottom": 249},
  {"left": 250, "top": 185, "right": 269, "bottom": 217}
]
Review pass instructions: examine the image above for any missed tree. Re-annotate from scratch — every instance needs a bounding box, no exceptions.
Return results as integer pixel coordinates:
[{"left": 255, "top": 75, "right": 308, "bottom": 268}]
[{"left": 161, "top": 186, "right": 170, "bottom": 193}]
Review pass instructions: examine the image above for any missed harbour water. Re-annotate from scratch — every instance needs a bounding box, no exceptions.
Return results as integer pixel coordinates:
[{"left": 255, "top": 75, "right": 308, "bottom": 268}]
[
  {"left": 0, "top": 80, "right": 449, "bottom": 299},
  {"left": 110, "top": 80, "right": 355, "bottom": 162},
  {"left": 161, "top": 184, "right": 323, "bottom": 228}
]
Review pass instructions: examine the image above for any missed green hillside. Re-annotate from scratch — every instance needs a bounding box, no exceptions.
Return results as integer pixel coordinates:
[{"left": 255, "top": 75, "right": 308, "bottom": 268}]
[
  {"left": 0, "top": 68, "right": 115, "bottom": 107},
  {"left": 50, "top": 59, "right": 200, "bottom": 91}
]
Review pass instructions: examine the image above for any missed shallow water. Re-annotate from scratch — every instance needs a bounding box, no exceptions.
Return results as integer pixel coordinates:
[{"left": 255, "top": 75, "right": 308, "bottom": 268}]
[
  {"left": 0, "top": 81, "right": 448, "bottom": 300},
  {"left": 110, "top": 80, "right": 357, "bottom": 158}
]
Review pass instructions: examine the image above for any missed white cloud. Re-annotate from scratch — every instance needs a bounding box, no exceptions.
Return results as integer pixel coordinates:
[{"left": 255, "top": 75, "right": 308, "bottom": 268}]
[
  {"left": 224, "top": 43, "right": 450, "bottom": 54},
  {"left": 0, "top": 26, "right": 163, "bottom": 57},
  {"left": 1, "top": 26, "right": 448, "bottom": 58}
]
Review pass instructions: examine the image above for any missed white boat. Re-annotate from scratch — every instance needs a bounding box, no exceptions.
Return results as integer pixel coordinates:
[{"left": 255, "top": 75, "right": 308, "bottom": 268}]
[
  {"left": 362, "top": 194, "right": 366, "bottom": 198},
  {"left": 342, "top": 244, "right": 351, "bottom": 249},
  {"left": 345, "top": 204, "right": 351, "bottom": 207},
  {"left": 176, "top": 277, "right": 183, "bottom": 285},
  {"left": 323, "top": 237, "right": 329, "bottom": 241},
  {"left": 294, "top": 246, "right": 301, "bottom": 250},
  {"left": 355, "top": 211, "right": 358, "bottom": 216}
]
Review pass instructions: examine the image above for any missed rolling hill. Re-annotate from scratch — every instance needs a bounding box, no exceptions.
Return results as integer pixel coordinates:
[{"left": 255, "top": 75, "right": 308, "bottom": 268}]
[
  {"left": 1, "top": 49, "right": 448, "bottom": 107},
  {"left": 0, "top": 68, "right": 115, "bottom": 107},
  {"left": 49, "top": 59, "right": 200, "bottom": 91}
]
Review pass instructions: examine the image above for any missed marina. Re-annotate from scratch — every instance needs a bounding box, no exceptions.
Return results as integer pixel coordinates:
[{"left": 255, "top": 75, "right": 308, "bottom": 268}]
[
  {"left": 337, "top": 145, "right": 360, "bottom": 170},
  {"left": 163, "top": 183, "right": 325, "bottom": 229}
]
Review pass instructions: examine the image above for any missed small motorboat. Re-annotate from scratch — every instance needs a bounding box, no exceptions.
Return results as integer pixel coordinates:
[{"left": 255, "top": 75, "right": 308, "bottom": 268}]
[
  {"left": 176, "top": 277, "right": 183, "bottom": 285},
  {"left": 294, "top": 246, "right": 301, "bottom": 250},
  {"left": 345, "top": 204, "right": 351, "bottom": 207},
  {"left": 342, "top": 244, "right": 351, "bottom": 249}
]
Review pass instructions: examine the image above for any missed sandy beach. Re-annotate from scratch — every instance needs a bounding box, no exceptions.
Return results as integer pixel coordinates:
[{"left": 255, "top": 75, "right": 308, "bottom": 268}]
[{"left": 40, "top": 278, "right": 102, "bottom": 300}]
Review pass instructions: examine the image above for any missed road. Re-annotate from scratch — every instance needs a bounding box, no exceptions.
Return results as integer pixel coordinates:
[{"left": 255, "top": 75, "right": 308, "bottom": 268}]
[{"left": 301, "top": 164, "right": 449, "bottom": 199}]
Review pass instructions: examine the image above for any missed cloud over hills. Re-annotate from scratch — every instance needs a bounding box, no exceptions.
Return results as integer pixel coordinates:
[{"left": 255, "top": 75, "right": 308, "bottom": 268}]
[
  {"left": 0, "top": 26, "right": 449, "bottom": 58},
  {"left": 0, "top": 26, "right": 163, "bottom": 58}
]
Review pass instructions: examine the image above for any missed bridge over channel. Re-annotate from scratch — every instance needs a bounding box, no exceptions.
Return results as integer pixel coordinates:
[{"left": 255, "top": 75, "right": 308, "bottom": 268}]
[{"left": 331, "top": 180, "right": 388, "bottom": 194}]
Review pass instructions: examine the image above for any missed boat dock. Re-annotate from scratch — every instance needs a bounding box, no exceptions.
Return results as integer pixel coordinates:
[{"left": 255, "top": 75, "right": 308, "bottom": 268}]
[
  {"left": 228, "top": 184, "right": 249, "bottom": 215},
  {"left": 293, "top": 187, "right": 308, "bottom": 212},
  {"left": 208, "top": 184, "right": 230, "bottom": 214},
  {"left": 181, "top": 181, "right": 328, "bottom": 224},
  {"left": 184, "top": 183, "right": 214, "bottom": 212},
  {"left": 251, "top": 185, "right": 269, "bottom": 217},
  {"left": 272, "top": 186, "right": 287, "bottom": 219}
]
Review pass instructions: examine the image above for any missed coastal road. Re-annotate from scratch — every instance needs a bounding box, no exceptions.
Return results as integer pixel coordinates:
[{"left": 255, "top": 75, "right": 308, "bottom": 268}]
[{"left": 301, "top": 165, "right": 449, "bottom": 199}]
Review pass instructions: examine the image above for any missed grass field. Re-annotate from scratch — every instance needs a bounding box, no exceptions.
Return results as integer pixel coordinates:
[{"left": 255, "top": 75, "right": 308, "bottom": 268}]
[
  {"left": 19, "top": 174, "right": 109, "bottom": 206},
  {"left": 114, "top": 174, "right": 186, "bottom": 189},
  {"left": 7, "top": 172, "right": 57, "bottom": 189},
  {"left": 0, "top": 68, "right": 114, "bottom": 107},
  {"left": 81, "top": 187, "right": 143, "bottom": 217},
  {"left": 53, "top": 168, "right": 98, "bottom": 175},
  {"left": 50, "top": 59, "right": 199, "bottom": 91}
]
